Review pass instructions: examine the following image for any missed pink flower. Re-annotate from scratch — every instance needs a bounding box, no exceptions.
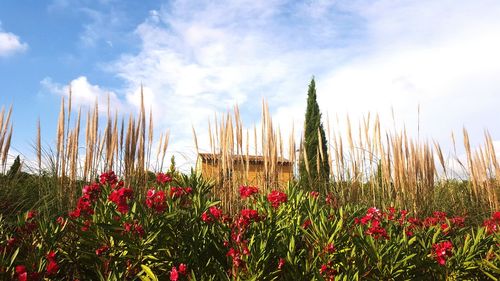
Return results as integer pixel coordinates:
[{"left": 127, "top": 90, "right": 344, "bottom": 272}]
[{"left": 267, "top": 190, "right": 287, "bottom": 208}]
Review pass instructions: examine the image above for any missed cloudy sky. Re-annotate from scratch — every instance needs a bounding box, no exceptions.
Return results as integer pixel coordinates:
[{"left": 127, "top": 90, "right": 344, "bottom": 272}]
[{"left": 1, "top": 0, "right": 499, "bottom": 167}]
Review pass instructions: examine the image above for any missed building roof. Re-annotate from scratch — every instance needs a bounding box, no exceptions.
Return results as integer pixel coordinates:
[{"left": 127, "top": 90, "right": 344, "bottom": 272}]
[{"left": 197, "top": 153, "right": 293, "bottom": 166}]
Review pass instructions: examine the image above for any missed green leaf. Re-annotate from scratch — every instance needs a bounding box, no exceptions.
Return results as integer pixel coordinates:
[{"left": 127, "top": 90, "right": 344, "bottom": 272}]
[{"left": 140, "top": 264, "right": 158, "bottom": 281}]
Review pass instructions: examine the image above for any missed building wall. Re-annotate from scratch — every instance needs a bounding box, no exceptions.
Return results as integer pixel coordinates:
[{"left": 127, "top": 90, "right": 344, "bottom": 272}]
[{"left": 199, "top": 160, "right": 294, "bottom": 187}]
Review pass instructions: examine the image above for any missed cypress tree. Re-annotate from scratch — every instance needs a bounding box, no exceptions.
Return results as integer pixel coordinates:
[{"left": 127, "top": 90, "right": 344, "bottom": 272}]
[
  {"left": 299, "top": 78, "right": 330, "bottom": 189},
  {"left": 7, "top": 155, "right": 21, "bottom": 178}
]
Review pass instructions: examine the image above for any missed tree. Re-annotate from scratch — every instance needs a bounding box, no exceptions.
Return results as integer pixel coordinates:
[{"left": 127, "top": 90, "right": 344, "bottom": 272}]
[
  {"left": 7, "top": 155, "right": 21, "bottom": 178},
  {"left": 299, "top": 78, "right": 330, "bottom": 189}
]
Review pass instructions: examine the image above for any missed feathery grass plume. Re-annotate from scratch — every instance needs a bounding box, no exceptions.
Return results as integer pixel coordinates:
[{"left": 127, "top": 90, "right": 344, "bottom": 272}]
[
  {"left": 0, "top": 106, "right": 12, "bottom": 172},
  {"left": 160, "top": 129, "right": 169, "bottom": 172},
  {"left": 37, "top": 118, "right": 41, "bottom": 174},
  {"left": 56, "top": 97, "right": 65, "bottom": 178},
  {"left": 147, "top": 108, "right": 153, "bottom": 171},
  {"left": 1, "top": 124, "right": 12, "bottom": 171},
  {"left": 193, "top": 125, "right": 199, "bottom": 156}
]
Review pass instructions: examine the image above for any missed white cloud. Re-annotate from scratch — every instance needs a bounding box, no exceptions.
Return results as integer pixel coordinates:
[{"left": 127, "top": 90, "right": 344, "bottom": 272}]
[
  {"left": 41, "top": 76, "right": 125, "bottom": 113},
  {"left": 92, "top": 0, "right": 500, "bottom": 167},
  {"left": 0, "top": 25, "right": 28, "bottom": 57}
]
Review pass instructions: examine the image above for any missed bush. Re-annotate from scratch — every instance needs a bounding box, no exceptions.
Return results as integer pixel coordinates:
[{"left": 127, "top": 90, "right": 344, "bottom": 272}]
[{"left": 0, "top": 170, "right": 499, "bottom": 280}]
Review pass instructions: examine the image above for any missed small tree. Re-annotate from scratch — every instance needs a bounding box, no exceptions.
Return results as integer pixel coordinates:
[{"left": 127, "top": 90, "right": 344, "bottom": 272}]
[
  {"left": 7, "top": 155, "right": 21, "bottom": 178},
  {"left": 299, "top": 78, "right": 330, "bottom": 189}
]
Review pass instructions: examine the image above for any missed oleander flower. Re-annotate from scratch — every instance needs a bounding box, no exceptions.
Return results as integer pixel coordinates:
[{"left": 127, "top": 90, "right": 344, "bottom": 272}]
[
  {"left": 432, "top": 241, "right": 453, "bottom": 266},
  {"left": 239, "top": 185, "right": 259, "bottom": 199},
  {"left": 267, "top": 190, "right": 287, "bottom": 208}
]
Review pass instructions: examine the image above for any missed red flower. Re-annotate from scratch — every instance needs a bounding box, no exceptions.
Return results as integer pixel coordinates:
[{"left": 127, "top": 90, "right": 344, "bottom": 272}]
[
  {"left": 432, "top": 241, "right": 453, "bottom": 266},
  {"left": 239, "top": 185, "right": 259, "bottom": 199},
  {"left": 96, "top": 245, "right": 109, "bottom": 256},
  {"left": 240, "top": 209, "right": 259, "bottom": 221},
  {"left": 450, "top": 216, "right": 466, "bottom": 228},
  {"left": 170, "top": 266, "right": 178, "bottom": 281},
  {"left": 278, "top": 258, "right": 286, "bottom": 270},
  {"left": 365, "top": 220, "right": 388, "bottom": 240},
  {"left": 325, "top": 243, "right": 335, "bottom": 254},
  {"left": 178, "top": 263, "right": 187, "bottom": 275},
  {"left": 46, "top": 251, "right": 59, "bottom": 276},
  {"left": 202, "top": 206, "right": 223, "bottom": 223},
  {"left": 302, "top": 219, "right": 312, "bottom": 229},
  {"left": 100, "top": 171, "right": 118, "bottom": 186},
  {"left": 46, "top": 251, "right": 56, "bottom": 260},
  {"left": 145, "top": 189, "right": 167, "bottom": 213},
  {"left": 227, "top": 248, "right": 245, "bottom": 269},
  {"left": 69, "top": 208, "right": 81, "bottom": 219},
  {"left": 156, "top": 172, "right": 172, "bottom": 184},
  {"left": 27, "top": 210, "right": 37, "bottom": 220},
  {"left": 309, "top": 191, "right": 319, "bottom": 198},
  {"left": 358, "top": 207, "right": 382, "bottom": 225},
  {"left": 441, "top": 223, "right": 449, "bottom": 232},
  {"left": 319, "top": 262, "right": 337, "bottom": 281},
  {"left": 267, "top": 190, "right": 287, "bottom": 208},
  {"left": 82, "top": 182, "right": 102, "bottom": 201},
  {"left": 493, "top": 211, "right": 500, "bottom": 222},
  {"left": 56, "top": 216, "right": 65, "bottom": 226},
  {"left": 201, "top": 212, "right": 212, "bottom": 223},
  {"left": 70, "top": 194, "right": 95, "bottom": 219},
  {"left": 122, "top": 221, "right": 145, "bottom": 238},
  {"left": 108, "top": 187, "right": 133, "bottom": 214},
  {"left": 16, "top": 265, "right": 27, "bottom": 281},
  {"left": 81, "top": 220, "right": 92, "bottom": 231},
  {"left": 46, "top": 260, "right": 59, "bottom": 275},
  {"left": 170, "top": 187, "right": 192, "bottom": 198}
]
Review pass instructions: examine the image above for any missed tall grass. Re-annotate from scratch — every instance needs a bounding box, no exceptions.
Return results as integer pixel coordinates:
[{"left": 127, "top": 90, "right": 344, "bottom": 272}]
[
  {"left": 0, "top": 92, "right": 499, "bottom": 218},
  {"left": 198, "top": 105, "right": 498, "bottom": 217}
]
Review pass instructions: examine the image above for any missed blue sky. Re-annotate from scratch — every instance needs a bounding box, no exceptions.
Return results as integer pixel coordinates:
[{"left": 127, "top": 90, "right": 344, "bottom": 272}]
[{"left": 1, "top": 0, "right": 500, "bottom": 167}]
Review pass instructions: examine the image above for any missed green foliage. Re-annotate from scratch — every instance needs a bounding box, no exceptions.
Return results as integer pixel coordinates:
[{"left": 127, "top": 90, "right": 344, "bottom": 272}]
[
  {"left": 0, "top": 169, "right": 499, "bottom": 280},
  {"left": 299, "top": 78, "right": 330, "bottom": 190}
]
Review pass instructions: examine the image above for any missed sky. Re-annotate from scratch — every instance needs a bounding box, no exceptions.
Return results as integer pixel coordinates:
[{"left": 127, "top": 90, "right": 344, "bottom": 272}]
[{"left": 1, "top": 0, "right": 500, "bottom": 169}]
